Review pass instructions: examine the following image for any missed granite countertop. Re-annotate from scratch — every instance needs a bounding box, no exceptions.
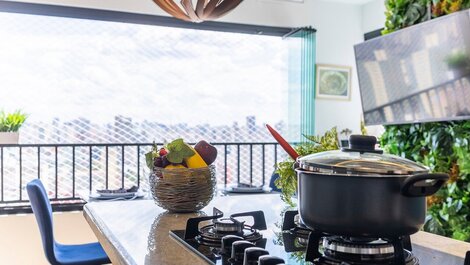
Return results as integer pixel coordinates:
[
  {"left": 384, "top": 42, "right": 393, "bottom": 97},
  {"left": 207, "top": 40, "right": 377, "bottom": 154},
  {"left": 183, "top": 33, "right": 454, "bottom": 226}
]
[{"left": 83, "top": 194, "right": 470, "bottom": 265}]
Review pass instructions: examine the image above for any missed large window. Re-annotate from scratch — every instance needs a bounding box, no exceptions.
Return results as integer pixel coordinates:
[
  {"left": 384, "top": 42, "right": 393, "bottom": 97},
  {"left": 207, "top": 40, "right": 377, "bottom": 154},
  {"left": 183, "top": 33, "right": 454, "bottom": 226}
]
[
  {"left": 0, "top": 7, "right": 292, "bottom": 201},
  {"left": 0, "top": 11, "right": 288, "bottom": 144}
]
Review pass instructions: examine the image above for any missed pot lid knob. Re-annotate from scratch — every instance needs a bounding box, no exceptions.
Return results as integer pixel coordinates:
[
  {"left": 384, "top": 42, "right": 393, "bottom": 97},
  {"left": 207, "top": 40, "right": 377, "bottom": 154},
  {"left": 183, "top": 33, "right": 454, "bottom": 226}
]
[{"left": 342, "top": 135, "right": 383, "bottom": 154}]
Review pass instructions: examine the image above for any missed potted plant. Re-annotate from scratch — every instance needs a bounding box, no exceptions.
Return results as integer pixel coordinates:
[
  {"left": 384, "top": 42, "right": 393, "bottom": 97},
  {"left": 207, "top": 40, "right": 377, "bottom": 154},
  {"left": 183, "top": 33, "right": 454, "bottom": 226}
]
[{"left": 0, "top": 110, "right": 28, "bottom": 144}]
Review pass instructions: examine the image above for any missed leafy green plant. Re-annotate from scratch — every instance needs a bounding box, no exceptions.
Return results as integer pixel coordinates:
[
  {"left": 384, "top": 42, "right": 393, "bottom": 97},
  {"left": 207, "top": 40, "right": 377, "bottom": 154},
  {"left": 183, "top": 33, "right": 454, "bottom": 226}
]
[
  {"left": 432, "top": 0, "right": 470, "bottom": 17},
  {"left": 383, "top": 0, "right": 431, "bottom": 35},
  {"left": 0, "top": 110, "right": 28, "bottom": 132},
  {"left": 383, "top": 0, "right": 470, "bottom": 35},
  {"left": 275, "top": 127, "right": 339, "bottom": 206},
  {"left": 380, "top": 0, "right": 470, "bottom": 241},
  {"left": 380, "top": 121, "right": 470, "bottom": 241}
]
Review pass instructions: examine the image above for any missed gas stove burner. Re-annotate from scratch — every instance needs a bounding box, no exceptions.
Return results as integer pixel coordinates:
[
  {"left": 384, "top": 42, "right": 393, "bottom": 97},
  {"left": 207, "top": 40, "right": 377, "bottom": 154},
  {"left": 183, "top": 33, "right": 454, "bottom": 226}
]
[
  {"left": 323, "top": 237, "right": 396, "bottom": 262},
  {"left": 316, "top": 249, "right": 419, "bottom": 265},
  {"left": 197, "top": 223, "right": 262, "bottom": 247},
  {"left": 323, "top": 237, "right": 395, "bottom": 256},
  {"left": 213, "top": 218, "right": 245, "bottom": 233},
  {"left": 304, "top": 231, "right": 418, "bottom": 265},
  {"left": 183, "top": 207, "right": 267, "bottom": 247}
]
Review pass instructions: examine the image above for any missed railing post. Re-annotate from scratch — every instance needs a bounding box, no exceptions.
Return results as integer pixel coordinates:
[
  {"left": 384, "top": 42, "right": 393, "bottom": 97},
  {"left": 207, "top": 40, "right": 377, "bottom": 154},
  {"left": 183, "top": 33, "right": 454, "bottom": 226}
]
[
  {"left": 224, "top": 145, "right": 228, "bottom": 187},
  {"left": 55, "top": 146, "right": 58, "bottom": 198},
  {"left": 105, "top": 146, "right": 108, "bottom": 190},
  {"left": 237, "top": 144, "right": 240, "bottom": 185},
  {"left": 72, "top": 146, "right": 75, "bottom": 198},
  {"left": 37, "top": 146, "right": 41, "bottom": 180},
  {"left": 137, "top": 145, "right": 140, "bottom": 187},
  {"left": 89, "top": 146, "right": 93, "bottom": 192},
  {"left": 19, "top": 147, "right": 23, "bottom": 200},
  {"left": 249, "top": 144, "right": 253, "bottom": 186},
  {"left": 262, "top": 144, "right": 265, "bottom": 186},
  {"left": 121, "top": 145, "right": 125, "bottom": 189}
]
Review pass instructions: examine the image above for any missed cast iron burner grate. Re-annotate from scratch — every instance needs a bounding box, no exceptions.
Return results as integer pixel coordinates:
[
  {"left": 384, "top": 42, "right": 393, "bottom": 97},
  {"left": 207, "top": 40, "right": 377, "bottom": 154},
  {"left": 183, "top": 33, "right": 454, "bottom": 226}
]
[
  {"left": 282, "top": 210, "right": 419, "bottom": 265},
  {"left": 184, "top": 208, "right": 267, "bottom": 247}
]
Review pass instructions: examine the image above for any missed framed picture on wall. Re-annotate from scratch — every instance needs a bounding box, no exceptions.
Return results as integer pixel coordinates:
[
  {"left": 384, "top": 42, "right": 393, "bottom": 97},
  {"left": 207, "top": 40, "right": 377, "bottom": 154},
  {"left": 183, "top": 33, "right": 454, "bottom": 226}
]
[{"left": 315, "top": 64, "right": 352, "bottom": 100}]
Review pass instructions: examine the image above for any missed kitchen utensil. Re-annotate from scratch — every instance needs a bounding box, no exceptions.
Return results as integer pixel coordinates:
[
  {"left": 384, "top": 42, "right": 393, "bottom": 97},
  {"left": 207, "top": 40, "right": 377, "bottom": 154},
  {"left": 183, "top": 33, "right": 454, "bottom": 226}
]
[
  {"left": 265, "top": 124, "right": 299, "bottom": 160},
  {"left": 295, "top": 134, "right": 449, "bottom": 237}
]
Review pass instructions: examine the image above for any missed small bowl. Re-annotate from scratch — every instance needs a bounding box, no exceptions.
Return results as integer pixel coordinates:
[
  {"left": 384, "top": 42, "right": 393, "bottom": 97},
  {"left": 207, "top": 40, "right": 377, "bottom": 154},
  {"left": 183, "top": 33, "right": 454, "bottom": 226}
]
[{"left": 149, "top": 165, "right": 216, "bottom": 212}]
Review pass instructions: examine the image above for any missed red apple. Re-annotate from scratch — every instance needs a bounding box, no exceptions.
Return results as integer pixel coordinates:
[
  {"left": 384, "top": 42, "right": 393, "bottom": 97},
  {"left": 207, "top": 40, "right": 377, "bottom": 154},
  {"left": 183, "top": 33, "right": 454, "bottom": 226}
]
[{"left": 194, "top": 140, "right": 217, "bottom": 165}]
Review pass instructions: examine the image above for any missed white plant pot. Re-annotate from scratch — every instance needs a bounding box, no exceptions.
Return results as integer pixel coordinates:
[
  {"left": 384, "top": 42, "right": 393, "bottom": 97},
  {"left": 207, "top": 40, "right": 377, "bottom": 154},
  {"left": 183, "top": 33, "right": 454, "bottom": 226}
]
[{"left": 0, "top": 132, "right": 19, "bottom": 144}]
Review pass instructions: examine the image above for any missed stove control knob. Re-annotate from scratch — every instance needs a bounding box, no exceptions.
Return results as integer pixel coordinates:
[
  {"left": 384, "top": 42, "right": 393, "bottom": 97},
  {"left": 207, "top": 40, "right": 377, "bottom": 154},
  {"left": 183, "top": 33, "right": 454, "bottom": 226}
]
[
  {"left": 258, "top": 255, "right": 285, "bottom": 265},
  {"left": 221, "top": 235, "right": 244, "bottom": 255},
  {"left": 243, "top": 247, "right": 269, "bottom": 265},
  {"left": 231, "top": 240, "right": 255, "bottom": 263}
]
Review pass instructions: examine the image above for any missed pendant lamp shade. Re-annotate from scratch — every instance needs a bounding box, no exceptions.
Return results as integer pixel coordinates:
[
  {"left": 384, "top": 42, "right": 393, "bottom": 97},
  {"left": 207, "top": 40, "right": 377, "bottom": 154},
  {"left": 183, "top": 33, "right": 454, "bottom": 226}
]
[{"left": 152, "top": 0, "right": 244, "bottom": 23}]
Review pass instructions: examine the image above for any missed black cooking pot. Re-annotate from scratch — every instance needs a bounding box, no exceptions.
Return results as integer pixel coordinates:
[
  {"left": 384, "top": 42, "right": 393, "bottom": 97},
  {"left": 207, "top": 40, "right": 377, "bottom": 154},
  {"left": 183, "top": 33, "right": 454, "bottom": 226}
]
[{"left": 295, "top": 135, "right": 449, "bottom": 238}]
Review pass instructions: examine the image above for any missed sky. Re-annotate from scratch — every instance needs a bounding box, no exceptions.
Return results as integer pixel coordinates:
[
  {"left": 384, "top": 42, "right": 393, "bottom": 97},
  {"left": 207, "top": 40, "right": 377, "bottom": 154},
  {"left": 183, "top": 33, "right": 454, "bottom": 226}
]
[{"left": 0, "top": 12, "right": 289, "bottom": 127}]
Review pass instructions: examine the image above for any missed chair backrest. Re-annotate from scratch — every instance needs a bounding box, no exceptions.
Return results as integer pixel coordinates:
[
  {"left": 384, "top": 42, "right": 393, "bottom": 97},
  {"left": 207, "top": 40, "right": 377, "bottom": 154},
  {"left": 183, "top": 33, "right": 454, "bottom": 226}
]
[{"left": 26, "top": 179, "right": 58, "bottom": 264}]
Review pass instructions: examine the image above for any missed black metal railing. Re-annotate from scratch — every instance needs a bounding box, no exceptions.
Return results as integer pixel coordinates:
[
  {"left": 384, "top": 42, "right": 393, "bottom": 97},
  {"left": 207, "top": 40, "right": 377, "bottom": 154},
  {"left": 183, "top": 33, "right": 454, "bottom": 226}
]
[{"left": 0, "top": 142, "right": 281, "bottom": 214}]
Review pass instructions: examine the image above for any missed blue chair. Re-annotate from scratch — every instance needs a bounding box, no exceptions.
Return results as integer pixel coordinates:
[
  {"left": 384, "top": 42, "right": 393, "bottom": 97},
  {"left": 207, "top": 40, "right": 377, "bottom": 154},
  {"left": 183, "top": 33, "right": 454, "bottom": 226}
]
[
  {"left": 269, "top": 172, "right": 282, "bottom": 192},
  {"left": 27, "top": 179, "right": 110, "bottom": 265}
]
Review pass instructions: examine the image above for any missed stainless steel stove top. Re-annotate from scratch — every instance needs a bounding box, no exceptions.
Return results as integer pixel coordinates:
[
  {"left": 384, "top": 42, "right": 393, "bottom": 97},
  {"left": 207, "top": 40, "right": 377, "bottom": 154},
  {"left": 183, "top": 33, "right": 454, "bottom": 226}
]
[{"left": 168, "top": 208, "right": 457, "bottom": 265}]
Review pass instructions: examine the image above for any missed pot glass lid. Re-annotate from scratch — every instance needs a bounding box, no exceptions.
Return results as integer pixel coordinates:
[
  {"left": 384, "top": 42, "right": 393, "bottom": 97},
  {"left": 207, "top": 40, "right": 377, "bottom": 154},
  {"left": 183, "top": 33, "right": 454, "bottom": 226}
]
[{"left": 297, "top": 135, "right": 428, "bottom": 175}]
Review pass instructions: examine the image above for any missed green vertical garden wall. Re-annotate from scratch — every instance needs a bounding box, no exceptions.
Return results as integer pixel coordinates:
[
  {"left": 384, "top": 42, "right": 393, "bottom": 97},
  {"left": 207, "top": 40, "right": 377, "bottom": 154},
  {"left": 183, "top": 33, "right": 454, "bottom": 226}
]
[{"left": 381, "top": 0, "right": 470, "bottom": 241}]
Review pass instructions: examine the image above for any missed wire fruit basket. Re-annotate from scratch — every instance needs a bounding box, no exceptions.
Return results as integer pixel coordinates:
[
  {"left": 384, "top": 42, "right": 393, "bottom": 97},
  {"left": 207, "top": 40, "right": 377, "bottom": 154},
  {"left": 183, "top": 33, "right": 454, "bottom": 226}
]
[{"left": 149, "top": 165, "right": 216, "bottom": 212}]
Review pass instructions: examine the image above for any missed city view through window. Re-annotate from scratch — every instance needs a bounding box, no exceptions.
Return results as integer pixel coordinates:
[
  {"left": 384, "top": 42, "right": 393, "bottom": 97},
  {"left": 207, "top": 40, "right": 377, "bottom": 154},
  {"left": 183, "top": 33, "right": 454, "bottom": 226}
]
[{"left": 0, "top": 12, "right": 289, "bottom": 202}]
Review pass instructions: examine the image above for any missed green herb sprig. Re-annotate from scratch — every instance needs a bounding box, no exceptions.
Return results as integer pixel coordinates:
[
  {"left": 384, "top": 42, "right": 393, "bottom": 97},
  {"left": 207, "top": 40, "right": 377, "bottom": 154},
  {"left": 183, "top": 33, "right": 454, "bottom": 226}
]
[{"left": 145, "top": 142, "right": 159, "bottom": 170}]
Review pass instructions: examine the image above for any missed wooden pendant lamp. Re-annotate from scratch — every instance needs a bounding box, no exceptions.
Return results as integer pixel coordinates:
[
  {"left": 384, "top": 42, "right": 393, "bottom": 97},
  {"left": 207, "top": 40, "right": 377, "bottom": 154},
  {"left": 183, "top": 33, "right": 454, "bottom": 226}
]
[{"left": 152, "top": 0, "right": 244, "bottom": 23}]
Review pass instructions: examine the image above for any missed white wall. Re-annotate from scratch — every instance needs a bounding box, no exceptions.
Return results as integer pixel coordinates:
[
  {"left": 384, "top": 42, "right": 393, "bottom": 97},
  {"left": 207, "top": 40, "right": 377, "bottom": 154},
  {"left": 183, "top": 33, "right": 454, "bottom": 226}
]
[
  {"left": 362, "top": 0, "right": 386, "bottom": 33},
  {"left": 7, "top": 0, "right": 368, "bottom": 135},
  {"left": 311, "top": 2, "right": 364, "bottom": 135}
]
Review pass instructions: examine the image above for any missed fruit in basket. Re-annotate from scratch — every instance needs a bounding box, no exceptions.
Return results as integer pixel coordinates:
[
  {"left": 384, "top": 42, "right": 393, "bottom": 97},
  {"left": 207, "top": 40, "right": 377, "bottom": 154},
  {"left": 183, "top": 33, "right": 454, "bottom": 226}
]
[
  {"left": 159, "top": 148, "right": 168, "bottom": 156},
  {"left": 146, "top": 138, "right": 217, "bottom": 170},
  {"left": 154, "top": 157, "right": 163, "bottom": 168},
  {"left": 194, "top": 140, "right": 218, "bottom": 165},
  {"left": 165, "top": 164, "right": 186, "bottom": 169},
  {"left": 184, "top": 146, "right": 208, "bottom": 168},
  {"left": 155, "top": 155, "right": 171, "bottom": 168}
]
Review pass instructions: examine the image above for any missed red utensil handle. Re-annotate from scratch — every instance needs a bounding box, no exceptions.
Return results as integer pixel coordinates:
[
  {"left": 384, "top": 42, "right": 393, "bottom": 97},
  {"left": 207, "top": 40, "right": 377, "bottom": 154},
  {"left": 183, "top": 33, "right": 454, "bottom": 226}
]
[{"left": 265, "top": 124, "right": 300, "bottom": 160}]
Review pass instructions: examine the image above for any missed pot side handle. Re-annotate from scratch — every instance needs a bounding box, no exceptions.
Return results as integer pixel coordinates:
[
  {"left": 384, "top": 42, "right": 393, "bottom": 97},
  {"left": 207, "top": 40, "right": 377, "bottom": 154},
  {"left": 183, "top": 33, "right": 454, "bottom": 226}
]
[{"left": 401, "top": 173, "right": 449, "bottom": 197}]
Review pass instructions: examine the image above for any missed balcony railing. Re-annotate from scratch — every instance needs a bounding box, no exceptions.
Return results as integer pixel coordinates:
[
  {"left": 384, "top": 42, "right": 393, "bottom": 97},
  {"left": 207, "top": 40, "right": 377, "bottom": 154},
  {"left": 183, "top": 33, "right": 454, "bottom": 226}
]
[{"left": 0, "top": 142, "right": 281, "bottom": 214}]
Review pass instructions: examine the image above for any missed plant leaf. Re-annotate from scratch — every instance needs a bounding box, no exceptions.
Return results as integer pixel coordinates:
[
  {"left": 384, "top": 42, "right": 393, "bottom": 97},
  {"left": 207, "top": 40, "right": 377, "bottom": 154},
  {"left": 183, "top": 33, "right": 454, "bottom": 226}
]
[{"left": 166, "top": 138, "right": 195, "bottom": 164}]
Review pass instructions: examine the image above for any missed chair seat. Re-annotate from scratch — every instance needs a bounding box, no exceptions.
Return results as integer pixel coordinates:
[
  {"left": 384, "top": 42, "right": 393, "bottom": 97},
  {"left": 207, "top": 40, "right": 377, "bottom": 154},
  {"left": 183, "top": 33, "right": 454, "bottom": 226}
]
[{"left": 54, "top": 242, "right": 110, "bottom": 265}]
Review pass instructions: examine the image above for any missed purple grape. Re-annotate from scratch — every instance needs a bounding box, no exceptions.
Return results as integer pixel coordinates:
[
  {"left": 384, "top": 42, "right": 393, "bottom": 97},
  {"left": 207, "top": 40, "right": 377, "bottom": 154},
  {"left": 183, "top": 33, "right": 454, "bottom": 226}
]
[
  {"left": 154, "top": 157, "right": 163, "bottom": 168},
  {"left": 161, "top": 155, "right": 170, "bottom": 168}
]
